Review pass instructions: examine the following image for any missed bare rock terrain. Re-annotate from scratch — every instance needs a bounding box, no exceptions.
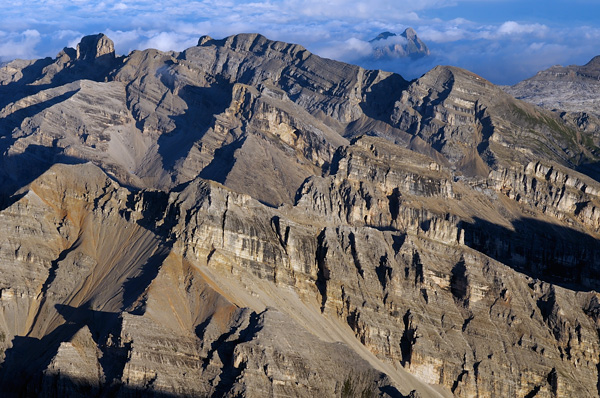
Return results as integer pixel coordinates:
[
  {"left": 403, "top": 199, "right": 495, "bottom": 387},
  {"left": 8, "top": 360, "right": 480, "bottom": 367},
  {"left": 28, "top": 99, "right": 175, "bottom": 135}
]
[
  {"left": 1, "top": 33, "right": 600, "bottom": 397},
  {"left": 505, "top": 56, "right": 600, "bottom": 116}
]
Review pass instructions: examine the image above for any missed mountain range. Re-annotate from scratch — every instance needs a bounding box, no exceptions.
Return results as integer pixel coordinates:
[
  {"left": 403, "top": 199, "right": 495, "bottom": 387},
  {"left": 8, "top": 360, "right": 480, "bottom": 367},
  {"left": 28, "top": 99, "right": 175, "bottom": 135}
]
[{"left": 1, "top": 33, "right": 600, "bottom": 397}]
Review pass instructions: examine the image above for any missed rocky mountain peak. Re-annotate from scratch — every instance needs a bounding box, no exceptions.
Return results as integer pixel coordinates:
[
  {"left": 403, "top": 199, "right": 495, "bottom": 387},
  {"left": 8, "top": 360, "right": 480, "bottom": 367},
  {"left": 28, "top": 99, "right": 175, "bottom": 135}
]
[
  {"left": 401, "top": 27, "right": 418, "bottom": 40},
  {"left": 585, "top": 55, "right": 600, "bottom": 67},
  {"left": 400, "top": 27, "right": 429, "bottom": 58},
  {"left": 76, "top": 33, "right": 115, "bottom": 63},
  {"left": 369, "top": 31, "right": 397, "bottom": 42},
  {"left": 197, "top": 35, "right": 213, "bottom": 46},
  {"left": 370, "top": 27, "right": 430, "bottom": 59},
  {"left": 221, "top": 33, "right": 307, "bottom": 56}
]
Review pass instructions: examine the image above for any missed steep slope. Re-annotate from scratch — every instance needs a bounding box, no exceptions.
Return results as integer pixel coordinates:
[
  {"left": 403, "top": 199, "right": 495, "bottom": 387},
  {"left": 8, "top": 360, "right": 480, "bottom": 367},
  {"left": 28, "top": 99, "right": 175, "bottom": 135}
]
[
  {"left": 4, "top": 33, "right": 596, "bottom": 205},
  {"left": 390, "top": 65, "right": 600, "bottom": 177},
  {"left": 3, "top": 135, "right": 600, "bottom": 396},
  {"left": 505, "top": 56, "right": 600, "bottom": 180}
]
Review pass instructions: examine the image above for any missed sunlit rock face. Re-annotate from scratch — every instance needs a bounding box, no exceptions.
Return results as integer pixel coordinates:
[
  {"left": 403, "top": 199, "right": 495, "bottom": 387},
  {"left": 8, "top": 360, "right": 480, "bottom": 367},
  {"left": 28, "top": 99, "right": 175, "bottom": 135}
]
[{"left": 1, "top": 33, "right": 600, "bottom": 397}]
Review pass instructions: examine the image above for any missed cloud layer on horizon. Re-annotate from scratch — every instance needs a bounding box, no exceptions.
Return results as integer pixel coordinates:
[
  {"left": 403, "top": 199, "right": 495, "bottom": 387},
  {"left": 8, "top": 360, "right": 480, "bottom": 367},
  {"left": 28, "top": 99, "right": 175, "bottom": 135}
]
[{"left": 0, "top": 0, "right": 598, "bottom": 85}]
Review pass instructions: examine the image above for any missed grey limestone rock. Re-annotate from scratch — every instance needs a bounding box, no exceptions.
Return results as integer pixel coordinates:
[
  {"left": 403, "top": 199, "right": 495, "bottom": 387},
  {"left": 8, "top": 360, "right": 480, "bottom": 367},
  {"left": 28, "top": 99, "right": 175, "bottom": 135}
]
[
  {"left": 1, "top": 32, "right": 600, "bottom": 398},
  {"left": 505, "top": 55, "right": 600, "bottom": 117}
]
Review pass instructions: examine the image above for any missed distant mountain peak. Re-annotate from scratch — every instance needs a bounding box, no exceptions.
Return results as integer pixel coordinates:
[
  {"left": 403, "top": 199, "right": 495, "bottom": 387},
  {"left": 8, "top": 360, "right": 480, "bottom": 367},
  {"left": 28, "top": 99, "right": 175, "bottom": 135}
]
[
  {"left": 369, "top": 27, "right": 430, "bottom": 59},
  {"left": 401, "top": 27, "right": 418, "bottom": 39},
  {"left": 585, "top": 55, "right": 600, "bottom": 68},
  {"left": 369, "top": 31, "right": 397, "bottom": 42}
]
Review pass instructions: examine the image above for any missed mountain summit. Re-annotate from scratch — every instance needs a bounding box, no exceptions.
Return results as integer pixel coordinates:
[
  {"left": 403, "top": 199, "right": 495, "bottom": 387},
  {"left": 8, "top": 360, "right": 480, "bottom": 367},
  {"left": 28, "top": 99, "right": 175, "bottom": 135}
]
[
  {"left": 505, "top": 54, "right": 600, "bottom": 117},
  {"left": 369, "top": 27, "right": 430, "bottom": 59}
]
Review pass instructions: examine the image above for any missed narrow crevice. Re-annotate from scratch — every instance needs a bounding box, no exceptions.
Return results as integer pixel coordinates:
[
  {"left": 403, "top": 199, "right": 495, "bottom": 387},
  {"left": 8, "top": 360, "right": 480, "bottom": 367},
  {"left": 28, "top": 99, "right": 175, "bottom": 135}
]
[
  {"left": 451, "top": 370, "right": 468, "bottom": 394},
  {"left": 315, "top": 229, "right": 329, "bottom": 313},
  {"left": 462, "top": 314, "right": 474, "bottom": 332},
  {"left": 547, "top": 368, "right": 558, "bottom": 396},
  {"left": 375, "top": 254, "right": 392, "bottom": 291},
  {"left": 221, "top": 195, "right": 229, "bottom": 246},
  {"left": 270, "top": 216, "right": 289, "bottom": 254},
  {"left": 524, "top": 385, "right": 541, "bottom": 398},
  {"left": 420, "top": 288, "right": 429, "bottom": 304},
  {"left": 348, "top": 232, "right": 364, "bottom": 278},
  {"left": 387, "top": 188, "right": 401, "bottom": 221},
  {"left": 400, "top": 310, "right": 418, "bottom": 367},
  {"left": 212, "top": 311, "right": 263, "bottom": 397},
  {"left": 412, "top": 250, "right": 424, "bottom": 286},
  {"left": 206, "top": 246, "right": 217, "bottom": 264},
  {"left": 450, "top": 257, "right": 469, "bottom": 305}
]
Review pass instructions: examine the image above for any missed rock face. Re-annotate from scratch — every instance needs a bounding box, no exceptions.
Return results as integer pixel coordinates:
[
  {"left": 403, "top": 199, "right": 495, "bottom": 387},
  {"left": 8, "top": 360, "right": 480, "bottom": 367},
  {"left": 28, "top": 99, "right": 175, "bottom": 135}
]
[
  {"left": 370, "top": 28, "right": 430, "bottom": 59},
  {"left": 505, "top": 56, "right": 600, "bottom": 116},
  {"left": 76, "top": 33, "right": 115, "bottom": 63},
  {"left": 504, "top": 55, "right": 600, "bottom": 179},
  {"left": 1, "top": 33, "right": 600, "bottom": 397}
]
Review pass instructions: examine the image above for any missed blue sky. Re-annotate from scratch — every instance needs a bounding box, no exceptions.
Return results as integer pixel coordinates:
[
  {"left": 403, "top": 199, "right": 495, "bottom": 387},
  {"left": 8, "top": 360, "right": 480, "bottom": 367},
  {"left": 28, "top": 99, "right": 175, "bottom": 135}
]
[{"left": 1, "top": 0, "right": 599, "bottom": 84}]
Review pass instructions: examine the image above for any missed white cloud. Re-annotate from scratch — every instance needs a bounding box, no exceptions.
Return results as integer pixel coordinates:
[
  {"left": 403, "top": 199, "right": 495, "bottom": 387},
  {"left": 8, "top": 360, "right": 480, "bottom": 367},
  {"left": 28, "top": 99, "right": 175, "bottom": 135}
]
[
  {"left": 497, "top": 21, "right": 547, "bottom": 37},
  {"left": 139, "top": 32, "right": 198, "bottom": 52},
  {"left": 112, "top": 2, "right": 128, "bottom": 10},
  {"left": 318, "top": 37, "right": 373, "bottom": 61},
  {"left": 104, "top": 29, "right": 145, "bottom": 54},
  {"left": 0, "top": 29, "right": 41, "bottom": 61},
  {"left": 419, "top": 26, "right": 468, "bottom": 43},
  {"left": 280, "top": 0, "right": 445, "bottom": 19}
]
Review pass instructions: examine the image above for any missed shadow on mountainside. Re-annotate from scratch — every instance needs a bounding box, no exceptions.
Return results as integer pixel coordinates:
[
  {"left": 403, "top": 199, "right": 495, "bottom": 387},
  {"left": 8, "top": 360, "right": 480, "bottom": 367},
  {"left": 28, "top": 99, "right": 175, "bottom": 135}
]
[
  {"left": 462, "top": 216, "right": 600, "bottom": 292},
  {"left": 359, "top": 72, "right": 408, "bottom": 122},
  {"left": 0, "top": 51, "right": 118, "bottom": 115},
  {"left": 0, "top": 247, "right": 174, "bottom": 395},
  {"left": 0, "top": 145, "right": 88, "bottom": 211},
  {"left": 1, "top": 328, "right": 191, "bottom": 397},
  {"left": 0, "top": 88, "right": 80, "bottom": 136},
  {"left": 0, "top": 372, "right": 410, "bottom": 398},
  {"left": 0, "top": 53, "right": 122, "bottom": 210},
  {"left": 0, "top": 58, "right": 55, "bottom": 111},
  {"left": 157, "top": 78, "right": 233, "bottom": 173},
  {"left": 1, "top": 374, "right": 190, "bottom": 398},
  {"left": 0, "top": 305, "right": 121, "bottom": 396},
  {"left": 575, "top": 161, "right": 600, "bottom": 185}
]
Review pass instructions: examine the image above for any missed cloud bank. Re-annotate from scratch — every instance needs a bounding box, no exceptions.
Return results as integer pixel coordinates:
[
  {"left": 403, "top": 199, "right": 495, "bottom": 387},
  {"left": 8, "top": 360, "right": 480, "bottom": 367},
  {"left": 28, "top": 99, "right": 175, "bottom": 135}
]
[{"left": 0, "top": 0, "right": 598, "bottom": 84}]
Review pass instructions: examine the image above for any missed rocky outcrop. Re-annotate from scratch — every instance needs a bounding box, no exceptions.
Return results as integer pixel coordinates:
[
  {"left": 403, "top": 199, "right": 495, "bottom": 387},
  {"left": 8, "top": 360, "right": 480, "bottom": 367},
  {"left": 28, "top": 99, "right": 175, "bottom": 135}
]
[{"left": 76, "top": 33, "right": 115, "bottom": 63}]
